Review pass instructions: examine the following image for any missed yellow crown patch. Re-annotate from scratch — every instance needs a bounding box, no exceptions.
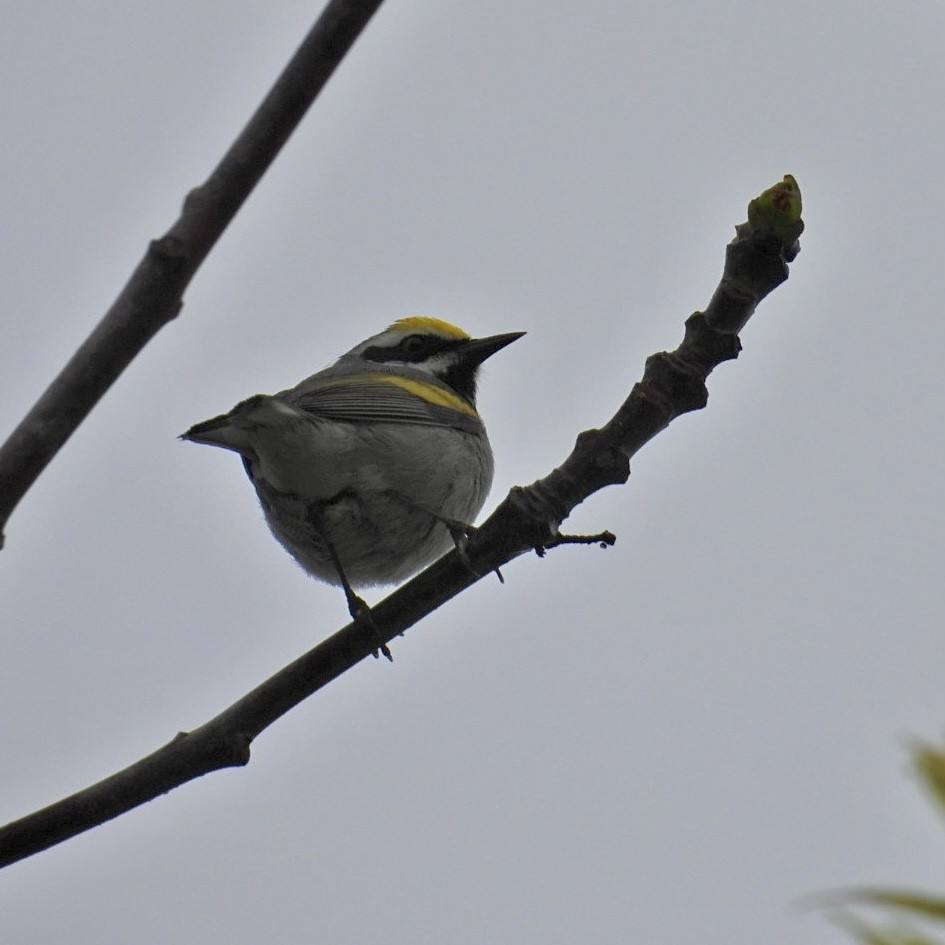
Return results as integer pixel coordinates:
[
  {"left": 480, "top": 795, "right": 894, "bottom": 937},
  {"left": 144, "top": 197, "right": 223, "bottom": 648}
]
[{"left": 390, "top": 316, "right": 470, "bottom": 340}]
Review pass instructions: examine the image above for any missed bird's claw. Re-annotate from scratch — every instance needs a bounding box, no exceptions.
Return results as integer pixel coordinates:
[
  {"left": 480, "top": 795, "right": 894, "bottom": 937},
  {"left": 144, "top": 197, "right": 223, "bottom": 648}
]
[{"left": 347, "top": 592, "right": 393, "bottom": 662}]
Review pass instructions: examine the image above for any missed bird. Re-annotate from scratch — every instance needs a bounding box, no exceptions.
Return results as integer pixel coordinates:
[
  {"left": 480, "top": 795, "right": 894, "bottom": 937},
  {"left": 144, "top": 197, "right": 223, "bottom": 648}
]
[{"left": 182, "top": 317, "right": 524, "bottom": 656}]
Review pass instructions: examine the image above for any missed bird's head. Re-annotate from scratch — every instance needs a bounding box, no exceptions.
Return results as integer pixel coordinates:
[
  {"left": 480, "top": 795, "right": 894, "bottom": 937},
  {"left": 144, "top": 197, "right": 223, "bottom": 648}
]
[{"left": 339, "top": 317, "right": 525, "bottom": 405}]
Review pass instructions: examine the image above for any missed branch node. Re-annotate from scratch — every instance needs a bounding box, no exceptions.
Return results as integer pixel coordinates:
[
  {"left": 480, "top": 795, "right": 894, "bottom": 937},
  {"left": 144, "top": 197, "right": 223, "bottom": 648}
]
[
  {"left": 643, "top": 352, "right": 710, "bottom": 414},
  {"left": 149, "top": 235, "right": 187, "bottom": 262},
  {"left": 682, "top": 312, "right": 742, "bottom": 365},
  {"left": 571, "top": 429, "right": 632, "bottom": 488},
  {"left": 228, "top": 732, "right": 253, "bottom": 767},
  {"left": 507, "top": 481, "right": 569, "bottom": 550}
]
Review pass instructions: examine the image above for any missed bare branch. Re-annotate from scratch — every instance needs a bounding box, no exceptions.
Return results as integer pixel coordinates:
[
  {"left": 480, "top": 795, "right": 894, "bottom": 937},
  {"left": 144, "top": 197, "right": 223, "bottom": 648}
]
[
  {"left": 0, "top": 177, "right": 804, "bottom": 867},
  {"left": 0, "top": 0, "right": 385, "bottom": 546}
]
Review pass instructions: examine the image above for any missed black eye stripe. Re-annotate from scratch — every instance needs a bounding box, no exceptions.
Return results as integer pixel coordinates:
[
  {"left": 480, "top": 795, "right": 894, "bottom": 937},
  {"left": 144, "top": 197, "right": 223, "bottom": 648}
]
[{"left": 362, "top": 336, "right": 460, "bottom": 364}]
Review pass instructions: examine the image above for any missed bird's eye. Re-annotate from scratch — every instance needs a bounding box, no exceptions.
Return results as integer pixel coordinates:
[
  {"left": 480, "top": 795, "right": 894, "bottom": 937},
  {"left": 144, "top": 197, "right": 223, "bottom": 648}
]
[{"left": 401, "top": 335, "right": 428, "bottom": 356}]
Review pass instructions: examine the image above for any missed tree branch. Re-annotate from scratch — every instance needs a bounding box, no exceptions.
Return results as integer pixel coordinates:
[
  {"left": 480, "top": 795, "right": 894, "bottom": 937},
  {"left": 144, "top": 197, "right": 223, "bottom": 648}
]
[
  {"left": 0, "top": 176, "right": 804, "bottom": 868},
  {"left": 0, "top": 0, "right": 386, "bottom": 546}
]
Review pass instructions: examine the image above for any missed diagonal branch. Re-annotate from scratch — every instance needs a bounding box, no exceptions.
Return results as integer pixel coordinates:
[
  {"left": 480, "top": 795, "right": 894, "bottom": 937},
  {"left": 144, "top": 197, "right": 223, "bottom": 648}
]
[
  {"left": 0, "top": 176, "right": 804, "bottom": 868},
  {"left": 0, "top": 0, "right": 386, "bottom": 547}
]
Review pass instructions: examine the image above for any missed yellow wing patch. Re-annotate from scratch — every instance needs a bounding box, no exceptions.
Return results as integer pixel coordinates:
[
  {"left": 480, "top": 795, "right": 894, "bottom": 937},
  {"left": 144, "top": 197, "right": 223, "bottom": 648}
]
[
  {"left": 315, "top": 373, "right": 479, "bottom": 419},
  {"left": 389, "top": 316, "right": 470, "bottom": 340},
  {"left": 378, "top": 374, "right": 479, "bottom": 418}
]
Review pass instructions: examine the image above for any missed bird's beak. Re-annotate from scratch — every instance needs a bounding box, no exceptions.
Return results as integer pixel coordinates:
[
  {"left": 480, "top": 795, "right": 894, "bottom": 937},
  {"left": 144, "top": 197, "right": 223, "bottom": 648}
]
[{"left": 462, "top": 331, "right": 526, "bottom": 366}]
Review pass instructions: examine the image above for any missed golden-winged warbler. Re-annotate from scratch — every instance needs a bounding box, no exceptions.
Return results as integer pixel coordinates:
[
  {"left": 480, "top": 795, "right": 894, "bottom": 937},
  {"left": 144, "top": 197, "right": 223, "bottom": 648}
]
[{"left": 183, "top": 317, "right": 523, "bottom": 627}]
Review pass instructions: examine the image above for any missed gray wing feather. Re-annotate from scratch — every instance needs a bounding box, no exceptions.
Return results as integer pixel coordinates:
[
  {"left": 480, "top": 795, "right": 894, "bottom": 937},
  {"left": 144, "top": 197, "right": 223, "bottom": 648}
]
[{"left": 288, "top": 379, "right": 482, "bottom": 431}]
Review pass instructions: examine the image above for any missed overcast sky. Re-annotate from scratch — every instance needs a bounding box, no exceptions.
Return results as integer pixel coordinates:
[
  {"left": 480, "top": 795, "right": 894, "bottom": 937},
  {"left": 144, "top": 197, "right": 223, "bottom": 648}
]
[{"left": 3, "top": 2, "right": 945, "bottom": 943}]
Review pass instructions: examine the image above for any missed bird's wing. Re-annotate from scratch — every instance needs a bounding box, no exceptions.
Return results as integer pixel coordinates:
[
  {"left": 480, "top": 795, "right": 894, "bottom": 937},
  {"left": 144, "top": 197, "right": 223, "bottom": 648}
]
[{"left": 288, "top": 374, "right": 483, "bottom": 431}]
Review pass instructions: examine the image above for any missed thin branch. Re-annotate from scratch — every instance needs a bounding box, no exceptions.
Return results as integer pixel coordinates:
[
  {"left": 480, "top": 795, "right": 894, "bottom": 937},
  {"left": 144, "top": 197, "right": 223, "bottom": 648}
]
[
  {"left": 0, "top": 0, "right": 385, "bottom": 546},
  {"left": 0, "top": 176, "right": 804, "bottom": 868}
]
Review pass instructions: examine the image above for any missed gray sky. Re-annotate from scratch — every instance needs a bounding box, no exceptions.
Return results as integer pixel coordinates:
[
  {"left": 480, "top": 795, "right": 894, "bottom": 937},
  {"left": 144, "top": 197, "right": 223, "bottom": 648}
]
[{"left": 3, "top": 2, "right": 945, "bottom": 943}]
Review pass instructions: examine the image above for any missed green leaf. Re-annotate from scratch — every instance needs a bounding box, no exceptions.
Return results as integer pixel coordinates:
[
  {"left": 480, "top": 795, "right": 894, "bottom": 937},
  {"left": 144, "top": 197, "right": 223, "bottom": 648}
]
[
  {"left": 834, "top": 889, "right": 945, "bottom": 922},
  {"left": 829, "top": 910, "right": 942, "bottom": 945},
  {"left": 913, "top": 741, "right": 945, "bottom": 812}
]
